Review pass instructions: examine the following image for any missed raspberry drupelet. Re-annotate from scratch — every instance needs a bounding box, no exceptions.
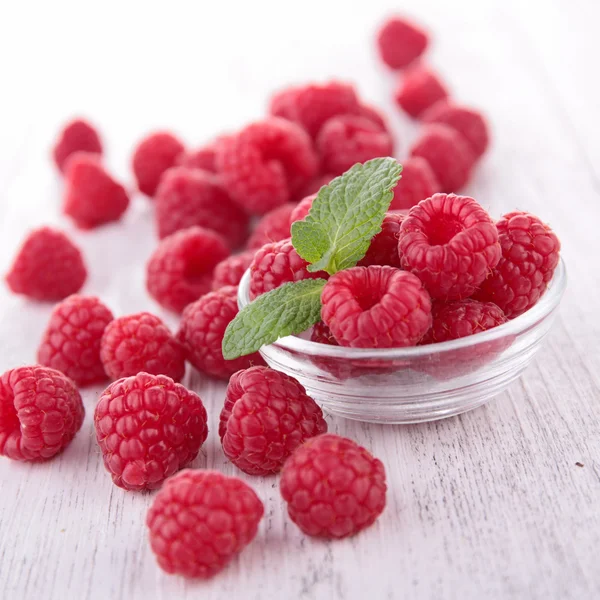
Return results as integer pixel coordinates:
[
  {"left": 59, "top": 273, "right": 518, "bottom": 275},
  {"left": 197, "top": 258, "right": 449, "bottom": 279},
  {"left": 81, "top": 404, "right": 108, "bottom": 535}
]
[
  {"left": 247, "top": 202, "right": 296, "bottom": 250},
  {"left": 212, "top": 251, "right": 255, "bottom": 291},
  {"left": 389, "top": 157, "right": 440, "bottom": 210},
  {"left": 376, "top": 16, "right": 429, "bottom": 70},
  {"left": 395, "top": 65, "right": 448, "bottom": 118},
  {"left": 358, "top": 212, "right": 404, "bottom": 268},
  {"left": 289, "top": 194, "right": 317, "bottom": 225},
  {"left": 52, "top": 118, "right": 102, "bottom": 173}
]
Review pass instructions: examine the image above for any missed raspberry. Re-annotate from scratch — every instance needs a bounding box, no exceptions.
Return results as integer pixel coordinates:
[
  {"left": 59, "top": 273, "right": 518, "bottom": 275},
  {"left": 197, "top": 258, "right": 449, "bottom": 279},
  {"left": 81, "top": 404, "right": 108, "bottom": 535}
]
[
  {"left": 358, "top": 212, "right": 404, "bottom": 268},
  {"left": 269, "top": 82, "right": 360, "bottom": 138},
  {"left": 294, "top": 172, "right": 335, "bottom": 201},
  {"left": 394, "top": 66, "right": 448, "bottom": 118},
  {"left": 217, "top": 118, "right": 318, "bottom": 215},
  {"left": 5, "top": 227, "right": 87, "bottom": 301},
  {"left": 155, "top": 167, "right": 249, "bottom": 247},
  {"left": 398, "top": 193, "right": 501, "bottom": 300},
  {"left": 63, "top": 153, "right": 130, "bottom": 229},
  {"left": 177, "top": 287, "right": 264, "bottom": 380},
  {"left": 410, "top": 124, "right": 476, "bottom": 191},
  {"left": 311, "top": 321, "right": 339, "bottom": 346},
  {"left": 146, "top": 226, "right": 230, "bottom": 313},
  {"left": 376, "top": 17, "right": 429, "bottom": 70},
  {"left": 37, "top": 295, "right": 114, "bottom": 386},
  {"left": 175, "top": 140, "right": 222, "bottom": 173},
  {"left": 0, "top": 365, "right": 84, "bottom": 461},
  {"left": 146, "top": 470, "right": 264, "bottom": 578},
  {"left": 212, "top": 251, "right": 255, "bottom": 291},
  {"left": 100, "top": 312, "right": 185, "bottom": 382},
  {"left": 247, "top": 202, "right": 295, "bottom": 250},
  {"left": 52, "top": 118, "right": 102, "bottom": 173},
  {"left": 473, "top": 212, "right": 560, "bottom": 318},
  {"left": 421, "top": 299, "right": 507, "bottom": 344},
  {"left": 321, "top": 266, "right": 432, "bottom": 348},
  {"left": 316, "top": 115, "right": 394, "bottom": 176},
  {"left": 132, "top": 132, "right": 185, "bottom": 197},
  {"left": 249, "top": 239, "right": 327, "bottom": 299},
  {"left": 289, "top": 194, "right": 317, "bottom": 225},
  {"left": 357, "top": 104, "right": 389, "bottom": 132},
  {"left": 94, "top": 372, "right": 208, "bottom": 491},
  {"left": 423, "top": 101, "right": 490, "bottom": 158},
  {"left": 390, "top": 157, "right": 440, "bottom": 210},
  {"left": 219, "top": 366, "right": 327, "bottom": 476},
  {"left": 280, "top": 434, "right": 387, "bottom": 538}
]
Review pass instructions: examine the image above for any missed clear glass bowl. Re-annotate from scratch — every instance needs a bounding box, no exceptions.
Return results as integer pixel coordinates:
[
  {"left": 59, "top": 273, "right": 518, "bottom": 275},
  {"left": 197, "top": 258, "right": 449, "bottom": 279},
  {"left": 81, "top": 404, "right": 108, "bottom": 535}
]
[{"left": 237, "top": 259, "right": 567, "bottom": 424}]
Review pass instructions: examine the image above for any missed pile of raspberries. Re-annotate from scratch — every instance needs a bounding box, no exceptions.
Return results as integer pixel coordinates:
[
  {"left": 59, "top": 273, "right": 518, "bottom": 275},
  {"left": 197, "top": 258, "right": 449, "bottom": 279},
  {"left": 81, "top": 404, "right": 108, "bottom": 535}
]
[{"left": 0, "top": 15, "right": 560, "bottom": 580}]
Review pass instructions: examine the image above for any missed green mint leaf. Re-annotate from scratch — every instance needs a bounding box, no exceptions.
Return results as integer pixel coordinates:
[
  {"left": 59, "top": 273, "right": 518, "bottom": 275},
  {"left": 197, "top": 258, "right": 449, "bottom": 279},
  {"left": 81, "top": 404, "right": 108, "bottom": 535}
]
[
  {"left": 291, "top": 157, "right": 402, "bottom": 275},
  {"left": 222, "top": 279, "right": 327, "bottom": 359}
]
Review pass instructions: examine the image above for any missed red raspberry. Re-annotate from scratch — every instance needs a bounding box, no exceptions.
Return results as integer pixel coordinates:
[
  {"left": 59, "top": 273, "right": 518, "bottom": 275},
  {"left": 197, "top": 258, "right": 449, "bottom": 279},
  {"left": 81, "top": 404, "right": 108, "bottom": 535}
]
[
  {"left": 390, "top": 157, "right": 440, "bottom": 210},
  {"left": 269, "top": 82, "right": 360, "bottom": 138},
  {"left": 473, "top": 212, "right": 560, "bottom": 318},
  {"left": 0, "top": 365, "right": 84, "bottom": 461},
  {"left": 177, "top": 287, "right": 264, "bottom": 380},
  {"left": 280, "top": 434, "right": 387, "bottom": 538},
  {"left": 63, "top": 153, "right": 130, "bottom": 229},
  {"left": 423, "top": 101, "right": 490, "bottom": 158},
  {"left": 146, "top": 470, "right": 264, "bottom": 578},
  {"left": 398, "top": 193, "right": 501, "bottom": 300},
  {"left": 421, "top": 299, "right": 507, "bottom": 344},
  {"left": 132, "top": 132, "right": 185, "bottom": 197},
  {"left": 410, "top": 124, "right": 476, "bottom": 191},
  {"left": 316, "top": 115, "right": 394, "bottom": 176},
  {"left": 217, "top": 118, "right": 318, "bottom": 215},
  {"left": 357, "top": 104, "right": 389, "bottom": 132},
  {"left": 249, "top": 239, "right": 327, "bottom": 299},
  {"left": 146, "top": 226, "right": 230, "bottom": 313},
  {"left": 219, "top": 366, "right": 327, "bottom": 476},
  {"left": 212, "top": 251, "right": 255, "bottom": 290},
  {"left": 155, "top": 167, "right": 249, "bottom": 247},
  {"left": 100, "top": 312, "right": 185, "bottom": 382},
  {"left": 358, "top": 212, "right": 404, "bottom": 268},
  {"left": 377, "top": 17, "right": 429, "bottom": 70},
  {"left": 37, "top": 295, "right": 114, "bottom": 386},
  {"left": 247, "top": 202, "right": 295, "bottom": 250},
  {"left": 5, "top": 227, "right": 87, "bottom": 301},
  {"left": 175, "top": 139, "right": 223, "bottom": 173},
  {"left": 321, "top": 266, "right": 432, "bottom": 348},
  {"left": 53, "top": 118, "right": 102, "bottom": 173},
  {"left": 289, "top": 194, "right": 317, "bottom": 225},
  {"left": 294, "top": 172, "right": 335, "bottom": 201},
  {"left": 311, "top": 321, "right": 339, "bottom": 345},
  {"left": 394, "top": 66, "right": 448, "bottom": 118},
  {"left": 94, "top": 372, "right": 208, "bottom": 491}
]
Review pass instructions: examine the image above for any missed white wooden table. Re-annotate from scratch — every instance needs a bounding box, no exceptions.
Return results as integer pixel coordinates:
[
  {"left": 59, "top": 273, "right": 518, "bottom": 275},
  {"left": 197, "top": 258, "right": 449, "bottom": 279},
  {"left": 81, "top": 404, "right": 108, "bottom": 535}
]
[{"left": 1, "top": 1, "right": 599, "bottom": 598}]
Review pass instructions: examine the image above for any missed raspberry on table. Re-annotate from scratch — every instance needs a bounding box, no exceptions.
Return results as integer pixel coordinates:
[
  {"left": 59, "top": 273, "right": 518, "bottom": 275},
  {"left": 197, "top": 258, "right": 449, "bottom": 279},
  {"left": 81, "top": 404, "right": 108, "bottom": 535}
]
[
  {"left": 249, "top": 239, "right": 327, "bottom": 299},
  {"left": 293, "top": 173, "right": 335, "bottom": 201},
  {"left": 394, "top": 65, "right": 448, "bottom": 118},
  {"left": 316, "top": 115, "right": 395, "bottom": 176},
  {"left": 422, "top": 101, "right": 490, "bottom": 158},
  {"left": 357, "top": 104, "right": 389, "bottom": 132},
  {"left": 219, "top": 366, "right": 327, "bottom": 476},
  {"left": 398, "top": 193, "right": 501, "bottom": 300},
  {"left": 94, "top": 372, "right": 208, "bottom": 491},
  {"left": 280, "top": 434, "right": 387, "bottom": 539},
  {"left": 177, "top": 286, "right": 264, "bottom": 380},
  {"left": 390, "top": 157, "right": 440, "bottom": 210},
  {"left": 376, "top": 16, "right": 429, "bottom": 70},
  {"left": 216, "top": 118, "right": 318, "bottom": 215},
  {"left": 410, "top": 123, "right": 476, "bottom": 191},
  {"left": 0, "top": 365, "right": 84, "bottom": 461},
  {"left": 212, "top": 251, "right": 255, "bottom": 290},
  {"left": 269, "top": 81, "right": 361, "bottom": 139},
  {"left": 146, "top": 469, "right": 264, "bottom": 578},
  {"left": 473, "top": 212, "right": 560, "bottom": 318},
  {"left": 146, "top": 226, "right": 230, "bottom": 313},
  {"left": 52, "top": 118, "right": 102, "bottom": 173},
  {"left": 37, "top": 295, "right": 114, "bottom": 386},
  {"left": 321, "top": 266, "right": 432, "bottom": 348},
  {"left": 5, "top": 227, "right": 87, "bottom": 301},
  {"left": 63, "top": 153, "right": 130, "bottom": 229},
  {"left": 289, "top": 194, "right": 317, "bottom": 226},
  {"left": 247, "top": 202, "right": 296, "bottom": 250},
  {"left": 155, "top": 167, "right": 249, "bottom": 247},
  {"left": 358, "top": 212, "right": 404, "bottom": 268},
  {"left": 100, "top": 312, "right": 186, "bottom": 382},
  {"left": 132, "top": 131, "right": 185, "bottom": 197}
]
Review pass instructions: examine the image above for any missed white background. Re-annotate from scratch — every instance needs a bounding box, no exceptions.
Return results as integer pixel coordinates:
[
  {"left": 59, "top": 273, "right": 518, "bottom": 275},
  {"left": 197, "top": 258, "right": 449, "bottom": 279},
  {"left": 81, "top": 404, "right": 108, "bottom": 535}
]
[{"left": 0, "top": 1, "right": 599, "bottom": 599}]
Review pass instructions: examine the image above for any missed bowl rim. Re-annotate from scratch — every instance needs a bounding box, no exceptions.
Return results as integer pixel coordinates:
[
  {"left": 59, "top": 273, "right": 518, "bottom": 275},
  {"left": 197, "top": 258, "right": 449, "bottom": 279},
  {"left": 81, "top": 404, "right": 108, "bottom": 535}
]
[{"left": 237, "top": 258, "right": 567, "bottom": 359}]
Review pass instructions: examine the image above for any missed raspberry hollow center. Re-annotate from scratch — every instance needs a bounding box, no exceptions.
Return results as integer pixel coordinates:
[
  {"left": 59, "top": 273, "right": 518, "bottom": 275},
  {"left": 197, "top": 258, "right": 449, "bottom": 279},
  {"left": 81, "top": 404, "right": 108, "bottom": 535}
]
[
  {"left": 425, "top": 216, "right": 463, "bottom": 245},
  {"left": 354, "top": 287, "right": 383, "bottom": 311}
]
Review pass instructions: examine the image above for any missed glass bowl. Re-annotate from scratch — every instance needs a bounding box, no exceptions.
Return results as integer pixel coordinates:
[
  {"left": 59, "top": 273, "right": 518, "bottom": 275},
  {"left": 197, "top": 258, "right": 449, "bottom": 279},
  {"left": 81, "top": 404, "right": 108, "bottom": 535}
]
[{"left": 237, "top": 259, "right": 567, "bottom": 424}]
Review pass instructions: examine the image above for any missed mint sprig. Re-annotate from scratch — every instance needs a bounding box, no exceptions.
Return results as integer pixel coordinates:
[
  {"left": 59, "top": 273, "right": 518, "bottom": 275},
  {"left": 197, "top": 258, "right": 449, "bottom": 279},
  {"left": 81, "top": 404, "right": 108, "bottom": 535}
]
[{"left": 292, "top": 158, "right": 402, "bottom": 275}]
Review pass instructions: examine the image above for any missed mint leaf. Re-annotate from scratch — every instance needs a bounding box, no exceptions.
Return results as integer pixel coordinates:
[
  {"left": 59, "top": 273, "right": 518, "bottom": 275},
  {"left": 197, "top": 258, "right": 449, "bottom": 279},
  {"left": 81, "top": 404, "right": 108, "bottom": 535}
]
[
  {"left": 291, "top": 157, "right": 402, "bottom": 275},
  {"left": 222, "top": 279, "right": 327, "bottom": 359}
]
